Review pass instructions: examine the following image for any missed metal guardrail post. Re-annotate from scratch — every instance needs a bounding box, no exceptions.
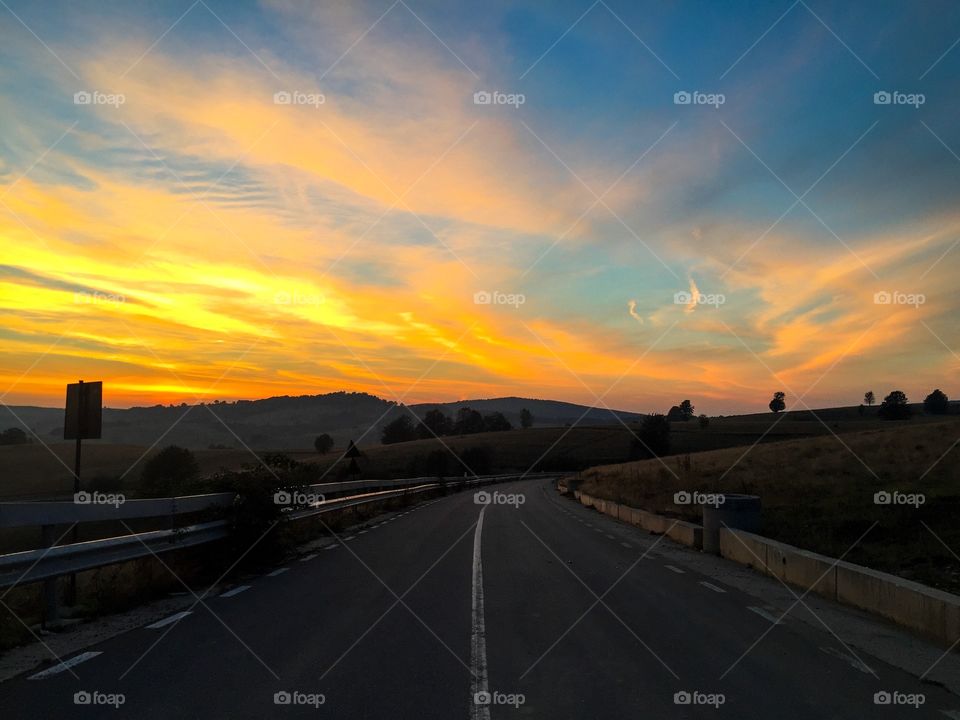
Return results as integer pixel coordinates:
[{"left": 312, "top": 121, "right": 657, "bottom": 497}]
[{"left": 41, "top": 524, "right": 60, "bottom": 629}]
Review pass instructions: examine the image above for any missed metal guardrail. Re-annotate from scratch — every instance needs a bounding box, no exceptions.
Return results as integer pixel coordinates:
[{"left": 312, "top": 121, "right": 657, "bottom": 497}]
[
  {"left": 0, "top": 493, "right": 236, "bottom": 528},
  {"left": 0, "top": 473, "right": 556, "bottom": 601}
]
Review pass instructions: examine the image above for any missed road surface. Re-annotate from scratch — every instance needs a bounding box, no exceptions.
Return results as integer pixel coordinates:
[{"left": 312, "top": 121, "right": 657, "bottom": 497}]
[{"left": 0, "top": 478, "right": 956, "bottom": 718}]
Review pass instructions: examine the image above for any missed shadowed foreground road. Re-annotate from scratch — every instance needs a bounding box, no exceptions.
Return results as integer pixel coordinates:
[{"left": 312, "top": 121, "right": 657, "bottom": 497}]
[{"left": 0, "top": 478, "right": 955, "bottom": 718}]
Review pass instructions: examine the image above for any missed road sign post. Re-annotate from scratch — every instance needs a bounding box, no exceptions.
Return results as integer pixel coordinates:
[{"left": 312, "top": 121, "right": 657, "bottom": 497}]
[{"left": 59, "top": 380, "right": 102, "bottom": 614}]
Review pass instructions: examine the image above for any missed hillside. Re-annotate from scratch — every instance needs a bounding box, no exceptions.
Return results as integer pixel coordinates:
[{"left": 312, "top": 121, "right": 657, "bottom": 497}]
[{"left": 0, "top": 392, "right": 645, "bottom": 451}]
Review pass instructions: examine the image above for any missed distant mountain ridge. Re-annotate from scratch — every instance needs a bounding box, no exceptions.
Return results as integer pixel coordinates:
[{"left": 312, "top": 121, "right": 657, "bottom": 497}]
[{"left": 1, "top": 392, "right": 645, "bottom": 450}]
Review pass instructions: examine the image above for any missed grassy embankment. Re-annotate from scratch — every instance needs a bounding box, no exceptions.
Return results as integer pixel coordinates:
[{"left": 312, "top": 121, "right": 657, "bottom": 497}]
[{"left": 577, "top": 417, "right": 960, "bottom": 593}]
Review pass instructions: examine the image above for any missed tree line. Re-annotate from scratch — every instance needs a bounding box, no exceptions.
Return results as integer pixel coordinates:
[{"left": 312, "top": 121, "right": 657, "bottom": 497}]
[
  {"left": 380, "top": 406, "right": 533, "bottom": 445},
  {"left": 762, "top": 388, "right": 952, "bottom": 419}
]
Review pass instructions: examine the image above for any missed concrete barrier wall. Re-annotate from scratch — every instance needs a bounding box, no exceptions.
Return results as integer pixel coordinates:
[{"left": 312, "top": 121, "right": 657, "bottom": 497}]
[
  {"left": 835, "top": 561, "right": 960, "bottom": 644},
  {"left": 666, "top": 521, "right": 703, "bottom": 550},
  {"left": 720, "top": 528, "right": 960, "bottom": 646},
  {"left": 577, "top": 493, "right": 703, "bottom": 550}
]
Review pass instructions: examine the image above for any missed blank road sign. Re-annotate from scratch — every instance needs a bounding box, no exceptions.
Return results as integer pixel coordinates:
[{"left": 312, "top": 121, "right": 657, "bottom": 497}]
[{"left": 64, "top": 381, "right": 102, "bottom": 440}]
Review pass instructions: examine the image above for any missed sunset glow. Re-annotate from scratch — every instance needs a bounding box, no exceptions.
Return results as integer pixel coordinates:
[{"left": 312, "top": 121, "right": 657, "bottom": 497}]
[{"left": 2, "top": 1, "right": 959, "bottom": 413}]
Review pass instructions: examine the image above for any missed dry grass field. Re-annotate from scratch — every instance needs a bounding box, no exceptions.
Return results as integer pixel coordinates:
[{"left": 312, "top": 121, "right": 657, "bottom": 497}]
[{"left": 577, "top": 417, "right": 960, "bottom": 592}]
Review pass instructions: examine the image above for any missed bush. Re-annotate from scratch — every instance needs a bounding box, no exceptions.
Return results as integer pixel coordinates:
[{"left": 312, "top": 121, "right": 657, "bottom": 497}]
[
  {"left": 211, "top": 468, "right": 284, "bottom": 565},
  {"left": 261, "top": 453, "right": 298, "bottom": 471},
  {"left": 140, "top": 446, "right": 199, "bottom": 497},
  {"left": 0, "top": 427, "right": 29, "bottom": 445}
]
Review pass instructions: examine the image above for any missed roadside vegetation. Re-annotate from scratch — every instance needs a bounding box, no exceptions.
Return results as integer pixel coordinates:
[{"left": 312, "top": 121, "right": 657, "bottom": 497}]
[{"left": 577, "top": 417, "right": 960, "bottom": 592}]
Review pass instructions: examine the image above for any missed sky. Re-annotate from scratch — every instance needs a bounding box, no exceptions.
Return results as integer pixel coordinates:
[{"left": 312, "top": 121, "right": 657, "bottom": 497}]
[{"left": 1, "top": 0, "right": 959, "bottom": 415}]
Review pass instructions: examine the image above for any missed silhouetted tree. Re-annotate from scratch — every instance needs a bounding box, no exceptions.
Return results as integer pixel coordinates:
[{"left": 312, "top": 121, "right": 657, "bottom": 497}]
[
  {"left": 864, "top": 391, "right": 875, "bottom": 407},
  {"left": 314, "top": 433, "right": 334, "bottom": 454},
  {"left": 769, "top": 391, "right": 786, "bottom": 414},
  {"left": 666, "top": 405, "right": 685, "bottom": 421},
  {"left": 418, "top": 409, "right": 452, "bottom": 438},
  {"left": 141, "top": 445, "right": 199, "bottom": 497},
  {"left": 633, "top": 414, "right": 670, "bottom": 458},
  {"left": 520, "top": 408, "right": 533, "bottom": 429},
  {"left": 345, "top": 440, "right": 362, "bottom": 458},
  {"left": 482, "top": 412, "right": 512, "bottom": 432},
  {"left": 678, "top": 399, "right": 695, "bottom": 421},
  {"left": 454, "top": 407, "right": 484, "bottom": 435},
  {"left": 0, "top": 427, "right": 29, "bottom": 445},
  {"left": 381, "top": 415, "right": 418, "bottom": 444},
  {"left": 878, "top": 390, "right": 911, "bottom": 420},
  {"left": 924, "top": 389, "right": 950, "bottom": 415}
]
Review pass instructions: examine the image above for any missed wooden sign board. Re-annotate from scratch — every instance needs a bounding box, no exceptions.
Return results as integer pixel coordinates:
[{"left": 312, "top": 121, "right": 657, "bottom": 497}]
[{"left": 64, "top": 381, "right": 103, "bottom": 440}]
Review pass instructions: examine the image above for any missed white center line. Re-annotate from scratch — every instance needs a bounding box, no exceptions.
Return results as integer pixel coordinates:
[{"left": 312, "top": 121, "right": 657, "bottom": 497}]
[
  {"left": 220, "top": 585, "right": 251, "bottom": 598},
  {"left": 470, "top": 504, "right": 491, "bottom": 720},
  {"left": 342, "top": 535, "right": 355, "bottom": 541},
  {"left": 324, "top": 544, "right": 339, "bottom": 550},
  {"left": 665, "top": 565, "right": 685, "bottom": 574},
  {"left": 28, "top": 651, "right": 102, "bottom": 679},
  {"left": 620, "top": 542, "right": 632, "bottom": 548},
  {"left": 300, "top": 554, "right": 318, "bottom": 562},
  {"left": 699, "top": 581, "right": 726, "bottom": 593},
  {"left": 605, "top": 534, "right": 616, "bottom": 540},
  {"left": 358, "top": 530, "right": 368, "bottom": 535},
  {"left": 267, "top": 568, "right": 289, "bottom": 577},
  {"left": 145, "top": 611, "right": 192, "bottom": 629}
]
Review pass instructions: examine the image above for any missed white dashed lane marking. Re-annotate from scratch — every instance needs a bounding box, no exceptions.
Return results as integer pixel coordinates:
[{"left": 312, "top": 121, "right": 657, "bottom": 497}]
[
  {"left": 748, "top": 606, "right": 782, "bottom": 625},
  {"left": 267, "top": 568, "right": 289, "bottom": 577},
  {"left": 324, "top": 544, "right": 339, "bottom": 550},
  {"left": 145, "top": 611, "right": 192, "bottom": 630},
  {"left": 300, "top": 554, "right": 318, "bottom": 562},
  {"left": 220, "top": 585, "right": 251, "bottom": 598},
  {"left": 28, "top": 652, "right": 102, "bottom": 679},
  {"left": 699, "top": 582, "right": 726, "bottom": 593},
  {"left": 620, "top": 542, "right": 631, "bottom": 548},
  {"left": 665, "top": 565, "right": 685, "bottom": 574},
  {"left": 820, "top": 646, "right": 874, "bottom": 674}
]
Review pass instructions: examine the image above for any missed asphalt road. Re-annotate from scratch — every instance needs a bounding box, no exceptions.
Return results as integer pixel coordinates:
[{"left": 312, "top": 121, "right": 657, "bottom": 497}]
[{"left": 0, "top": 478, "right": 956, "bottom": 718}]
